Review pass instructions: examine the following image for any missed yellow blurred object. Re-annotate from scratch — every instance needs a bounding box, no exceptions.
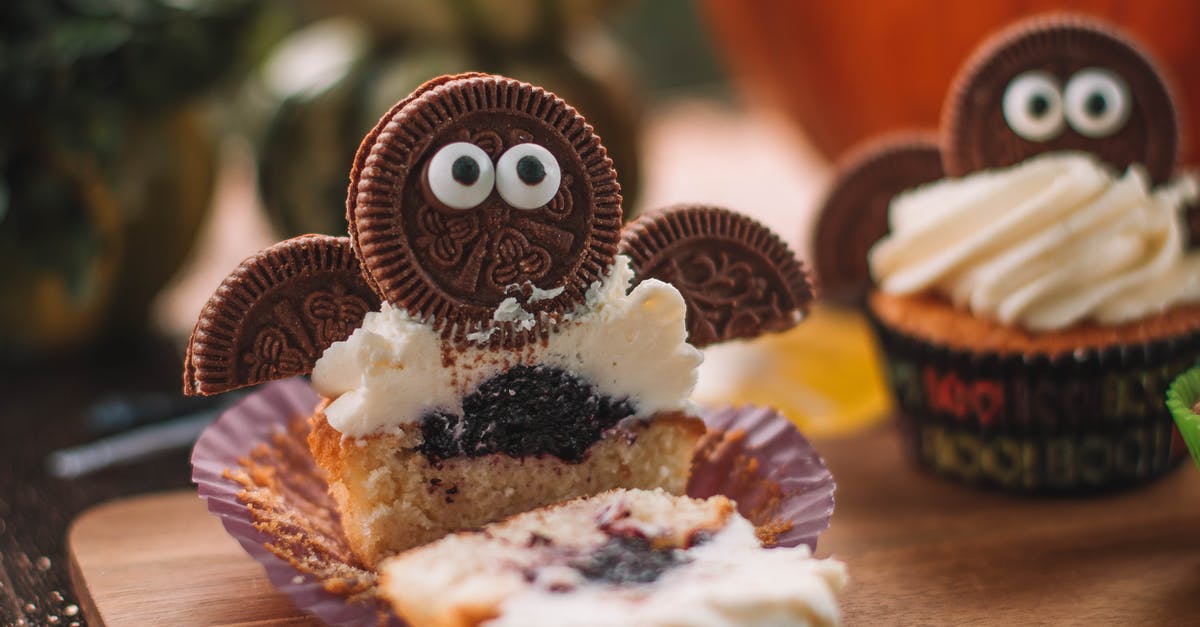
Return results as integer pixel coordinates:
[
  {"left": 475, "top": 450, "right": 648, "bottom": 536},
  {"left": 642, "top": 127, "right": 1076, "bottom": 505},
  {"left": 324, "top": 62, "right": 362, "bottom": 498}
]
[{"left": 693, "top": 304, "right": 892, "bottom": 437}]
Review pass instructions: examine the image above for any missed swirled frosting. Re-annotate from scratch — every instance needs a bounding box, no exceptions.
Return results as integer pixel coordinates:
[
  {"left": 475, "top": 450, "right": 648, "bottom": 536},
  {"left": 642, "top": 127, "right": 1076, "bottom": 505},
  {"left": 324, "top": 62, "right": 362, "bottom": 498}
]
[
  {"left": 870, "top": 152, "right": 1200, "bottom": 331},
  {"left": 312, "top": 255, "right": 703, "bottom": 437}
]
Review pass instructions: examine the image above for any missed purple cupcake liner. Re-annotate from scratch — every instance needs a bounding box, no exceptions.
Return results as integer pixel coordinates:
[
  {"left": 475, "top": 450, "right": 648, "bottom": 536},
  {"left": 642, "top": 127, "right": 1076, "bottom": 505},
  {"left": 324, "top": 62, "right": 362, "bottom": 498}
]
[
  {"left": 689, "top": 405, "right": 836, "bottom": 548},
  {"left": 192, "top": 378, "right": 835, "bottom": 626},
  {"left": 191, "top": 379, "right": 387, "bottom": 627}
]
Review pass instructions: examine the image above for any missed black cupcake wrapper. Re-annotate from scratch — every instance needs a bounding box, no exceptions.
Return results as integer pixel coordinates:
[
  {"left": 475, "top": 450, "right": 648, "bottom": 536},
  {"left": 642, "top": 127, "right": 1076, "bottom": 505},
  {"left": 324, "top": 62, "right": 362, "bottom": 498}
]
[{"left": 869, "top": 311, "right": 1198, "bottom": 493}]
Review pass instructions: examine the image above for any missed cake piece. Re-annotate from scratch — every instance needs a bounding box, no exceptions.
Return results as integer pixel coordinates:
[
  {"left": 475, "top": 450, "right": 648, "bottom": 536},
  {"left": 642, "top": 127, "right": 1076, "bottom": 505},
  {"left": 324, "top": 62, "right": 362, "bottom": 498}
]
[{"left": 378, "top": 488, "right": 846, "bottom": 627}]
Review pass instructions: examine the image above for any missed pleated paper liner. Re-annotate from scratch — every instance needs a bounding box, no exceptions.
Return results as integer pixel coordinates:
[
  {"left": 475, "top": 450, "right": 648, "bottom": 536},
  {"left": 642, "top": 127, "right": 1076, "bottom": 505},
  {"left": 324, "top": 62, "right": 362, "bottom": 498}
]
[
  {"left": 191, "top": 378, "right": 836, "bottom": 626},
  {"left": 870, "top": 313, "right": 1198, "bottom": 494},
  {"left": 1166, "top": 366, "right": 1200, "bottom": 470}
]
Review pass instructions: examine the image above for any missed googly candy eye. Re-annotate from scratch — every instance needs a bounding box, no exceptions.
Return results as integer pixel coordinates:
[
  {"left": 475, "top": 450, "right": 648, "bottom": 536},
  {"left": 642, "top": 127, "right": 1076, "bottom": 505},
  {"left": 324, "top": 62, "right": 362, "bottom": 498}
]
[
  {"left": 427, "top": 142, "right": 495, "bottom": 209},
  {"left": 1064, "top": 68, "right": 1131, "bottom": 138},
  {"left": 1002, "top": 71, "right": 1065, "bottom": 142},
  {"left": 496, "top": 143, "right": 561, "bottom": 210}
]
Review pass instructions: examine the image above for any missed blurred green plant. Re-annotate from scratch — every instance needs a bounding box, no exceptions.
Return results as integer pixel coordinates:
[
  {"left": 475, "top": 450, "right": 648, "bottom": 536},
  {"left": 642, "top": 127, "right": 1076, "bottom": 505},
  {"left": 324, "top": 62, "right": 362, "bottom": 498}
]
[
  {"left": 254, "top": 0, "right": 643, "bottom": 237},
  {"left": 0, "top": 0, "right": 260, "bottom": 356}
]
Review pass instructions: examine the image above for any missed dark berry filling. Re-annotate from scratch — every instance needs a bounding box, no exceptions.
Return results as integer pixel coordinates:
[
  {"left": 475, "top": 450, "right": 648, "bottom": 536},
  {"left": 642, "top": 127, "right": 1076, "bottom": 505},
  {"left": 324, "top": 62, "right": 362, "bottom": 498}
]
[
  {"left": 568, "top": 536, "right": 690, "bottom": 585},
  {"left": 418, "top": 365, "right": 635, "bottom": 462}
]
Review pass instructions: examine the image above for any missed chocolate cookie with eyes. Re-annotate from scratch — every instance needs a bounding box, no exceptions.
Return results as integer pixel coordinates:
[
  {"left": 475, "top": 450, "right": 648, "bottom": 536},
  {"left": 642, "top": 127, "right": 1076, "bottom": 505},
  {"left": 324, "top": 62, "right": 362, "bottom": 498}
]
[
  {"left": 813, "top": 14, "right": 1194, "bottom": 300},
  {"left": 348, "top": 74, "right": 622, "bottom": 347},
  {"left": 942, "top": 14, "right": 1179, "bottom": 184}
]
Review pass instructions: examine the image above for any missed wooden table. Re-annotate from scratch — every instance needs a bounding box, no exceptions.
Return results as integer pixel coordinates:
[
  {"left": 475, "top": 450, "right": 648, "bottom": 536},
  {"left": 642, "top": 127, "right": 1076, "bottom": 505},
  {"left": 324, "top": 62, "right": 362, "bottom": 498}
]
[
  {"left": 0, "top": 345, "right": 196, "bottom": 627},
  {"left": 818, "top": 429, "right": 1200, "bottom": 625},
  {"left": 65, "top": 426, "right": 1200, "bottom": 626}
]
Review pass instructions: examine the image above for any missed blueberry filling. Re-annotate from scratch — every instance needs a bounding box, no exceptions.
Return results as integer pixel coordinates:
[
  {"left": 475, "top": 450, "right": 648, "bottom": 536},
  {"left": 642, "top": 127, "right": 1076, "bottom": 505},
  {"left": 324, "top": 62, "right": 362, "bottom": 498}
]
[
  {"left": 568, "top": 536, "right": 690, "bottom": 585},
  {"left": 418, "top": 365, "right": 635, "bottom": 462}
]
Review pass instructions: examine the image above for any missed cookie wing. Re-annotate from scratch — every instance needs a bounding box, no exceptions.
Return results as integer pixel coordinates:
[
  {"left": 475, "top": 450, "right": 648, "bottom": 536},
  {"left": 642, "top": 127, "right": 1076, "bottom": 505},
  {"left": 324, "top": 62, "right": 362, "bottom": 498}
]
[
  {"left": 811, "top": 134, "right": 944, "bottom": 305},
  {"left": 183, "top": 235, "right": 381, "bottom": 395},
  {"left": 619, "top": 205, "right": 813, "bottom": 348}
]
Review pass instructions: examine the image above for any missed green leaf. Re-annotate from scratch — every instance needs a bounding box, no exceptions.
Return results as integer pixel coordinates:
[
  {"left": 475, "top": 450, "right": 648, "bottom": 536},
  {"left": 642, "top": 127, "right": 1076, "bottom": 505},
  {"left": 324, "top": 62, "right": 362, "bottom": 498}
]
[{"left": 48, "top": 19, "right": 132, "bottom": 64}]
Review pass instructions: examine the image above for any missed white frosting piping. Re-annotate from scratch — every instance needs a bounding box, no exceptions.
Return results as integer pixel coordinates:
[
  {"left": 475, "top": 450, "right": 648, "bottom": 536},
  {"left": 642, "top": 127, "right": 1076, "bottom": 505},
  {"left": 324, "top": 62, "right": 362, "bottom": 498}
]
[
  {"left": 870, "top": 152, "right": 1200, "bottom": 331},
  {"left": 311, "top": 255, "right": 703, "bottom": 437}
]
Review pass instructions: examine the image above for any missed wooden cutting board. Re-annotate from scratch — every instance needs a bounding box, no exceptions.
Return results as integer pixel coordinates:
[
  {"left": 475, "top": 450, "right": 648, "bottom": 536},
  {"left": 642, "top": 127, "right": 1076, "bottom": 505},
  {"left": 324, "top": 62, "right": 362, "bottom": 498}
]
[
  {"left": 68, "top": 491, "right": 319, "bottom": 626},
  {"left": 68, "top": 427, "right": 1200, "bottom": 626}
]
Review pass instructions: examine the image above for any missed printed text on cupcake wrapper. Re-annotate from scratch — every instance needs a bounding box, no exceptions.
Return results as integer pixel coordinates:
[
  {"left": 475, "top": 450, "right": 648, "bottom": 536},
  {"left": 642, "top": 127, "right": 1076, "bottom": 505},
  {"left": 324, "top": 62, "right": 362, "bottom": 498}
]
[
  {"left": 886, "top": 357, "right": 1190, "bottom": 489},
  {"left": 908, "top": 420, "right": 1180, "bottom": 490}
]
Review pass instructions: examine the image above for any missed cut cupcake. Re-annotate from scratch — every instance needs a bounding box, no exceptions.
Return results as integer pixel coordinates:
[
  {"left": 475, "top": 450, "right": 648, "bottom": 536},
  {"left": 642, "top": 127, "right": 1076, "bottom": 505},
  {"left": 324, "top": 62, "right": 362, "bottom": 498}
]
[
  {"left": 183, "top": 74, "right": 814, "bottom": 566},
  {"left": 298, "top": 72, "right": 813, "bottom": 565},
  {"left": 378, "top": 488, "right": 846, "bottom": 627}
]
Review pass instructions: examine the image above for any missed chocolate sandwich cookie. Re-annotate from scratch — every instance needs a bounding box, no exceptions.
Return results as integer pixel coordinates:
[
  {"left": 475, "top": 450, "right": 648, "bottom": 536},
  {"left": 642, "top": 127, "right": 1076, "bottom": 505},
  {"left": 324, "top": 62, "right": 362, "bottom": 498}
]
[
  {"left": 620, "top": 205, "right": 813, "bottom": 347},
  {"left": 184, "top": 235, "right": 380, "bottom": 395},
  {"left": 812, "top": 134, "right": 944, "bottom": 305},
  {"left": 942, "top": 15, "right": 1178, "bottom": 184},
  {"left": 347, "top": 74, "right": 622, "bottom": 347}
]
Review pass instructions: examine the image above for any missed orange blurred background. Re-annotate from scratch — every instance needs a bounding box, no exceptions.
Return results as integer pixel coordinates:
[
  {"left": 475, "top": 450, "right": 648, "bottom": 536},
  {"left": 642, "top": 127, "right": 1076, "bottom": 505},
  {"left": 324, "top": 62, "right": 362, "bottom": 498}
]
[{"left": 704, "top": 0, "right": 1200, "bottom": 164}]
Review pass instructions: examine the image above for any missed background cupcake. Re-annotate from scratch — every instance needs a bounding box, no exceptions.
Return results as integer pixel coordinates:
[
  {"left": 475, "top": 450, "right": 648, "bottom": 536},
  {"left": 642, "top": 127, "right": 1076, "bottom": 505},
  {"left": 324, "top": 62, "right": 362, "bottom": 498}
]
[
  {"left": 814, "top": 14, "right": 1199, "bottom": 493},
  {"left": 1167, "top": 366, "right": 1200, "bottom": 470}
]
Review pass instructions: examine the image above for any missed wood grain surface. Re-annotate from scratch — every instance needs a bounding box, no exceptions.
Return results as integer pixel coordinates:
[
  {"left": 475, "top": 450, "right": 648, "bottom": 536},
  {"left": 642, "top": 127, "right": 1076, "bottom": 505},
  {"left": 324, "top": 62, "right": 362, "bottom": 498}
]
[
  {"left": 68, "top": 427, "right": 1200, "bottom": 626},
  {"left": 67, "top": 491, "right": 318, "bottom": 626},
  {"left": 818, "top": 428, "right": 1200, "bottom": 626}
]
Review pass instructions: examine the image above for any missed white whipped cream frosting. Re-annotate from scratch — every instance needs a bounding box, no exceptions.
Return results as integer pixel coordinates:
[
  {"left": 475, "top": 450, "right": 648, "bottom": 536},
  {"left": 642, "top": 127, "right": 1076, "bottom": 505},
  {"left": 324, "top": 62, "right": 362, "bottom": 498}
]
[
  {"left": 869, "top": 152, "right": 1200, "bottom": 331},
  {"left": 312, "top": 255, "right": 703, "bottom": 437},
  {"left": 489, "top": 514, "right": 847, "bottom": 627}
]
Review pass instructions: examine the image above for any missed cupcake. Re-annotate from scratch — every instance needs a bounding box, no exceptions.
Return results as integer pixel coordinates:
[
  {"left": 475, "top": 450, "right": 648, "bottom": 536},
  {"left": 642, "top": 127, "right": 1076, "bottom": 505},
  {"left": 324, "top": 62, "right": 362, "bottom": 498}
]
[
  {"left": 184, "top": 74, "right": 814, "bottom": 565},
  {"left": 813, "top": 15, "right": 1199, "bottom": 492},
  {"left": 377, "top": 488, "right": 846, "bottom": 627},
  {"left": 1166, "top": 367, "right": 1200, "bottom": 470}
]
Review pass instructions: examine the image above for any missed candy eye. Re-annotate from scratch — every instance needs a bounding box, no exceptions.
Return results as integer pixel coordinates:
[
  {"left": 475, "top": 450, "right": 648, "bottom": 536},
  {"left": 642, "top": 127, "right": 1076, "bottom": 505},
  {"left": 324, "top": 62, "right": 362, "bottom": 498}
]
[
  {"left": 1002, "top": 71, "right": 1065, "bottom": 142},
  {"left": 427, "top": 142, "right": 495, "bottom": 209},
  {"left": 496, "top": 143, "right": 561, "bottom": 210},
  {"left": 1064, "top": 68, "right": 1131, "bottom": 138}
]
